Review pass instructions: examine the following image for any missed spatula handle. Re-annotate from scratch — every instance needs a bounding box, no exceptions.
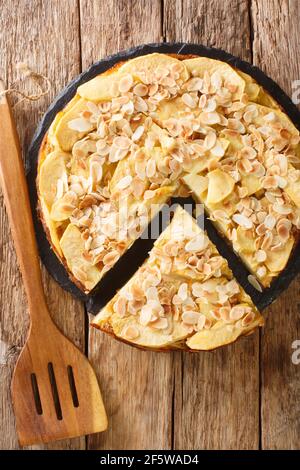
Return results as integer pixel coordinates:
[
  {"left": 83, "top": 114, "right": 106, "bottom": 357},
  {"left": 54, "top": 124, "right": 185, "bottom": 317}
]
[{"left": 0, "top": 83, "right": 47, "bottom": 317}]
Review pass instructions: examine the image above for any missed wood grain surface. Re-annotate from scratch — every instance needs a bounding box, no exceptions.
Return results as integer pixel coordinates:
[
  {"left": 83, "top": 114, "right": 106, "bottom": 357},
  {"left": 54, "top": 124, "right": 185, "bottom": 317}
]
[
  {"left": 252, "top": 0, "right": 300, "bottom": 450},
  {"left": 0, "top": 0, "right": 299, "bottom": 450}
]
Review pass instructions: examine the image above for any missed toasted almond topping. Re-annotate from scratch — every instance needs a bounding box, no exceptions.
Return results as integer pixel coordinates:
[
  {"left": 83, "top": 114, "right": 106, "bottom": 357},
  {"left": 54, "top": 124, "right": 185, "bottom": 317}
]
[
  {"left": 122, "top": 324, "right": 140, "bottom": 340},
  {"left": 143, "top": 189, "right": 156, "bottom": 200},
  {"left": 133, "top": 83, "right": 148, "bottom": 96},
  {"left": 241, "top": 311, "right": 255, "bottom": 327},
  {"left": 273, "top": 202, "right": 292, "bottom": 215},
  {"left": 68, "top": 117, "right": 91, "bottom": 132},
  {"left": 151, "top": 317, "right": 169, "bottom": 330},
  {"left": 211, "top": 140, "right": 225, "bottom": 157},
  {"left": 146, "top": 159, "right": 156, "bottom": 178},
  {"left": 219, "top": 306, "right": 231, "bottom": 321},
  {"left": 256, "top": 249, "right": 267, "bottom": 262},
  {"left": 230, "top": 305, "right": 246, "bottom": 321},
  {"left": 116, "top": 175, "right": 133, "bottom": 189},
  {"left": 264, "top": 214, "right": 276, "bottom": 230},
  {"left": 200, "top": 111, "right": 220, "bottom": 125},
  {"left": 248, "top": 274, "right": 263, "bottom": 292},
  {"left": 198, "top": 314, "right": 207, "bottom": 330},
  {"left": 185, "top": 234, "right": 209, "bottom": 252},
  {"left": 191, "top": 282, "right": 203, "bottom": 297},
  {"left": 140, "top": 304, "right": 154, "bottom": 326},
  {"left": 178, "top": 283, "right": 188, "bottom": 301},
  {"left": 182, "top": 311, "right": 200, "bottom": 325},
  {"left": 103, "top": 250, "right": 120, "bottom": 266},
  {"left": 114, "top": 136, "right": 132, "bottom": 149},
  {"left": 119, "top": 74, "right": 134, "bottom": 93},
  {"left": 204, "top": 132, "right": 217, "bottom": 150},
  {"left": 232, "top": 213, "right": 253, "bottom": 229},
  {"left": 182, "top": 93, "right": 197, "bottom": 108},
  {"left": 132, "top": 125, "right": 145, "bottom": 142},
  {"left": 113, "top": 296, "right": 127, "bottom": 317}
]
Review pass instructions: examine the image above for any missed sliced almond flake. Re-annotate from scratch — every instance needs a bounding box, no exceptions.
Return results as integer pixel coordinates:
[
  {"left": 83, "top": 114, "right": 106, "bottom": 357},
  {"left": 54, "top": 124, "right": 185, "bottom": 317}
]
[
  {"left": 211, "top": 140, "right": 225, "bottom": 157},
  {"left": 256, "top": 249, "right": 267, "bottom": 262},
  {"left": 140, "top": 304, "right": 153, "bottom": 326},
  {"left": 146, "top": 159, "right": 156, "bottom": 178},
  {"left": 182, "top": 311, "right": 200, "bottom": 325},
  {"left": 257, "top": 266, "right": 267, "bottom": 278},
  {"left": 185, "top": 234, "right": 209, "bottom": 252},
  {"left": 118, "top": 74, "right": 134, "bottom": 93},
  {"left": 264, "top": 214, "right": 276, "bottom": 230},
  {"left": 151, "top": 317, "right": 169, "bottom": 330},
  {"left": 273, "top": 202, "right": 292, "bottom": 215},
  {"left": 230, "top": 305, "right": 246, "bottom": 321},
  {"left": 103, "top": 250, "right": 120, "bottom": 266},
  {"left": 232, "top": 213, "right": 253, "bottom": 229},
  {"left": 178, "top": 283, "right": 188, "bottom": 301},
  {"left": 219, "top": 306, "right": 231, "bottom": 321},
  {"left": 204, "top": 132, "right": 217, "bottom": 150},
  {"left": 200, "top": 111, "right": 220, "bottom": 125},
  {"left": 143, "top": 189, "right": 156, "bottom": 200},
  {"left": 204, "top": 98, "right": 217, "bottom": 113},
  {"left": 90, "top": 161, "right": 103, "bottom": 183},
  {"left": 277, "top": 223, "right": 290, "bottom": 241},
  {"left": 211, "top": 209, "right": 230, "bottom": 224},
  {"left": 122, "top": 324, "right": 140, "bottom": 340},
  {"left": 134, "top": 96, "right": 148, "bottom": 112},
  {"left": 113, "top": 296, "right": 127, "bottom": 317},
  {"left": 116, "top": 175, "right": 133, "bottom": 190},
  {"left": 68, "top": 117, "right": 91, "bottom": 132},
  {"left": 186, "top": 77, "right": 203, "bottom": 91},
  {"left": 241, "top": 311, "right": 256, "bottom": 327},
  {"left": 132, "top": 125, "right": 145, "bottom": 142},
  {"left": 276, "top": 176, "right": 287, "bottom": 188},
  {"left": 133, "top": 83, "right": 148, "bottom": 96},
  {"left": 191, "top": 282, "right": 203, "bottom": 297},
  {"left": 264, "top": 111, "right": 276, "bottom": 122},
  {"left": 113, "top": 135, "right": 132, "bottom": 149},
  {"left": 182, "top": 93, "right": 197, "bottom": 108},
  {"left": 248, "top": 274, "right": 263, "bottom": 292}
]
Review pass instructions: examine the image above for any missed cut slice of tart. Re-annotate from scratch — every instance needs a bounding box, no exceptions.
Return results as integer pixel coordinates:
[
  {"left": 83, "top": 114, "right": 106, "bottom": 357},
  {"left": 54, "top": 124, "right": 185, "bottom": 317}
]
[{"left": 92, "top": 207, "right": 263, "bottom": 350}]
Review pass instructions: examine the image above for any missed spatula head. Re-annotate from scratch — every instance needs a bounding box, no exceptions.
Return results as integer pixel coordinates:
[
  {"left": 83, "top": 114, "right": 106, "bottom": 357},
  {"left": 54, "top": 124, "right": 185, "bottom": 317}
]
[{"left": 11, "top": 323, "right": 107, "bottom": 446}]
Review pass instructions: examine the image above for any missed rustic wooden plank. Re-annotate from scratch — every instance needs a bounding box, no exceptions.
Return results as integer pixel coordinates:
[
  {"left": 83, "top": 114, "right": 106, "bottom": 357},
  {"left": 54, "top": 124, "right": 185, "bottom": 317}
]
[
  {"left": 0, "top": 0, "right": 85, "bottom": 450},
  {"left": 251, "top": 0, "right": 300, "bottom": 450},
  {"left": 164, "top": 0, "right": 252, "bottom": 59},
  {"left": 79, "top": 0, "right": 174, "bottom": 450},
  {"left": 164, "top": 0, "right": 260, "bottom": 450},
  {"left": 79, "top": 0, "right": 164, "bottom": 70}
]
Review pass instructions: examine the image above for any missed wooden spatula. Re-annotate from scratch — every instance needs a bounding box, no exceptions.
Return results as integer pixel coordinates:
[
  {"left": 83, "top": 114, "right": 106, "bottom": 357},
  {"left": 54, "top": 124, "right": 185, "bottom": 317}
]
[{"left": 0, "top": 81, "right": 108, "bottom": 446}]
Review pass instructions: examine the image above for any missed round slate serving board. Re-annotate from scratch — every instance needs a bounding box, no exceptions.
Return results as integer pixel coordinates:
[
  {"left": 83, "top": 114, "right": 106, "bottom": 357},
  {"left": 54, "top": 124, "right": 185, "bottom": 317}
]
[{"left": 26, "top": 42, "right": 300, "bottom": 314}]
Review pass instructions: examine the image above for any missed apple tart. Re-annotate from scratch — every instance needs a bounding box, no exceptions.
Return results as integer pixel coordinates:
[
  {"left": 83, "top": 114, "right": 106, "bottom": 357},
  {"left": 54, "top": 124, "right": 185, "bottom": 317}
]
[
  {"left": 92, "top": 207, "right": 263, "bottom": 350},
  {"left": 37, "top": 52, "right": 300, "bottom": 296}
]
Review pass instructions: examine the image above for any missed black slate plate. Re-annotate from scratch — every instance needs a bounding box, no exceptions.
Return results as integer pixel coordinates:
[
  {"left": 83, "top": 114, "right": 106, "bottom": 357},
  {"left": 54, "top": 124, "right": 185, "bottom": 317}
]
[{"left": 27, "top": 42, "right": 300, "bottom": 314}]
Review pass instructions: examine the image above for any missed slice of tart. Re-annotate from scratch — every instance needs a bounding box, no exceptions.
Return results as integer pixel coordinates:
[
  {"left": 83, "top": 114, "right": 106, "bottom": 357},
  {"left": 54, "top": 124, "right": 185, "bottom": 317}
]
[{"left": 92, "top": 207, "right": 263, "bottom": 350}]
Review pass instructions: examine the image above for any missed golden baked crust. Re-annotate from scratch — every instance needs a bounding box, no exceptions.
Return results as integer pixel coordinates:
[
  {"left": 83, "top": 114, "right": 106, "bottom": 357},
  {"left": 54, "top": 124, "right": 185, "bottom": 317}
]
[{"left": 37, "top": 52, "right": 300, "bottom": 300}]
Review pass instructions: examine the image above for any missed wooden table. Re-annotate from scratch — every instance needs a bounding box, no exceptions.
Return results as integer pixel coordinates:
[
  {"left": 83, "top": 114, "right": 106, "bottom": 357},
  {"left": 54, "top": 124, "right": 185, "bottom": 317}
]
[{"left": 0, "top": 0, "right": 300, "bottom": 450}]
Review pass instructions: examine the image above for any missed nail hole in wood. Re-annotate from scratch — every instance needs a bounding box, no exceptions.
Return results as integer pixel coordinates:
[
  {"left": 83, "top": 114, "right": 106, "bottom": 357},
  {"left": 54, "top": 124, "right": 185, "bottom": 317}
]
[
  {"left": 30, "top": 373, "right": 43, "bottom": 415},
  {"left": 47, "top": 362, "right": 63, "bottom": 420},
  {"left": 67, "top": 365, "right": 79, "bottom": 408}
]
